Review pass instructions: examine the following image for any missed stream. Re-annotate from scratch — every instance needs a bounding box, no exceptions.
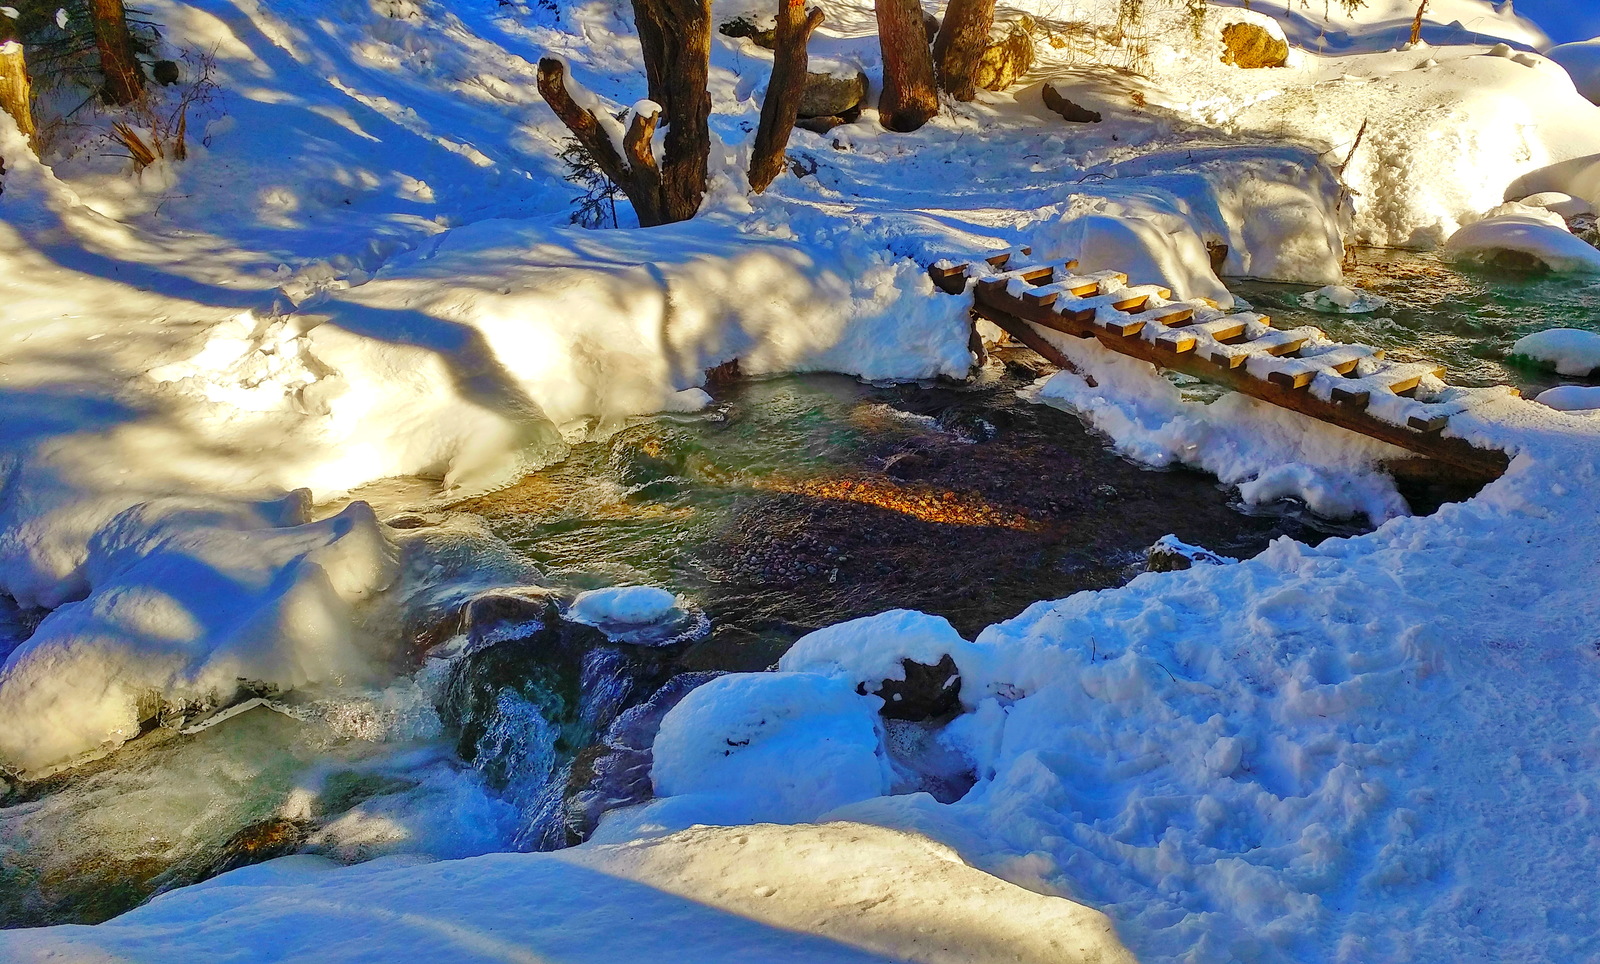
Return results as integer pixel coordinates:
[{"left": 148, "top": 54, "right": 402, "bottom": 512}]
[{"left": 2, "top": 249, "right": 1593, "bottom": 929}]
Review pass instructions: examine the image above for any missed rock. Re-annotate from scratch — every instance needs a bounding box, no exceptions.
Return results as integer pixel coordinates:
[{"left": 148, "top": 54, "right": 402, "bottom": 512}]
[
  {"left": 1145, "top": 535, "right": 1236, "bottom": 572},
  {"left": 975, "top": 22, "right": 1035, "bottom": 92},
  {"left": 200, "top": 818, "right": 311, "bottom": 879},
  {"left": 564, "top": 671, "right": 722, "bottom": 842},
  {"left": 923, "top": 9, "right": 940, "bottom": 44},
  {"left": 152, "top": 60, "right": 181, "bottom": 85},
  {"left": 860, "top": 654, "right": 961, "bottom": 721},
  {"left": 460, "top": 586, "right": 563, "bottom": 652},
  {"left": 719, "top": 15, "right": 777, "bottom": 49},
  {"left": 799, "top": 67, "right": 868, "bottom": 119},
  {"left": 1042, "top": 84, "right": 1102, "bottom": 123},
  {"left": 1220, "top": 22, "right": 1288, "bottom": 69}
]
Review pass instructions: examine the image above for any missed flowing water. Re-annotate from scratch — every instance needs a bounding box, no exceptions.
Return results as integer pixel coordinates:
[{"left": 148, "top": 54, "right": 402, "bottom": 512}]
[{"left": 6, "top": 250, "right": 1592, "bottom": 929}]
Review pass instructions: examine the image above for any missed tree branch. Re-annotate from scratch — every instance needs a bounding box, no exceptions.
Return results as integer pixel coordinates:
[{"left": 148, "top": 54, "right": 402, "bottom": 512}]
[{"left": 537, "top": 57, "right": 664, "bottom": 227}]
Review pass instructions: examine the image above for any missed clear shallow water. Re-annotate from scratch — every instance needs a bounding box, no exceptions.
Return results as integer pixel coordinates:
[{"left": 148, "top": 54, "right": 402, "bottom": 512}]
[
  {"left": 6, "top": 249, "right": 1583, "bottom": 929},
  {"left": 1234, "top": 248, "right": 1600, "bottom": 395}
]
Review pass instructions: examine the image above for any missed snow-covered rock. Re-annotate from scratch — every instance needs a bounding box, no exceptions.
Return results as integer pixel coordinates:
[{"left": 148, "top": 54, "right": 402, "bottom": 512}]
[
  {"left": 1512, "top": 327, "right": 1600, "bottom": 375},
  {"left": 1534, "top": 384, "right": 1600, "bottom": 411},
  {"left": 1444, "top": 213, "right": 1600, "bottom": 273}
]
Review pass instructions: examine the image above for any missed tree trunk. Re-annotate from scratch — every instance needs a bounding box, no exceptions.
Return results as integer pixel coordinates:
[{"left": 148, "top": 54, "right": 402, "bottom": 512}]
[
  {"left": 631, "top": 0, "right": 712, "bottom": 222},
  {"left": 89, "top": 0, "right": 145, "bottom": 106},
  {"left": 749, "top": 0, "right": 825, "bottom": 194},
  {"left": 932, "top": 0, "right": 994, "bottom": 102},
  {"left": 1410, "top": 0, "right": 1427, "bottom": 45},
  {"left": 538, "top": 59, "right": 666, "bottom": 226},
  {"left": 875, "top": 0, "right": 938, "bottom": 132},
  {"left": 0, "top": 41, "right": 36, "bottom": 145}
]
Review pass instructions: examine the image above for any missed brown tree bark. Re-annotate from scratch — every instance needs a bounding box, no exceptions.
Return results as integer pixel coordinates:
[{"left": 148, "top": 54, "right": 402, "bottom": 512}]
[
  {"left": 875, "top": 0, "right": 938, "bottom": 132},
  {"left": 89, "top": 0, "right": 145, "bottom": 106},
  {"left": 1409, "top": 0, "right": 1427, "bottom": 45},
  {"left": 631, "top": 0, "right": 712, "bottom": 222},
  {"left": 932, "top": 0, "right": 994, "bottom": 102},
  {"left": 748, "top": 0, "right": 825, "bottom": 194},
  {"left": 0, "top": 41, "right": 36, "bottom": 146},
  {"left": 538, "top": 59, "right": 666, "bottom": 226}
]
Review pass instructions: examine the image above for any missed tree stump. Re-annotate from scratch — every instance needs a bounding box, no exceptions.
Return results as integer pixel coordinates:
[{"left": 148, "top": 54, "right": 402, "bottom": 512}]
[{"left": 0, "top": 41, "right": 36, "bottom": 144}]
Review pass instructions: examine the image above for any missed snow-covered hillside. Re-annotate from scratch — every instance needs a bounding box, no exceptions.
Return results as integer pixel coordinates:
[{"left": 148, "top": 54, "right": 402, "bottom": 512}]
[{"left": 3, "top": 0, "right": 1600, "bottom": 959}]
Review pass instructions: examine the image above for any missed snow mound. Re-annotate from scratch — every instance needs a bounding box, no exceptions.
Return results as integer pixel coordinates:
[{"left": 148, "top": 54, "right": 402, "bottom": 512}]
[
  {"left": 779, "top": 609, "right": 975, "bottom": 692},
  {"left": 1512, "top": 328, "right": 1600, "bottom": 375},
  {"left": 650, "top": 672, "right": 890, "bottom": 825},
  {"left": 0, "top": 498, "right": 399, "bottom": 775},
  {"left": 1514, "top": 191, "right": 1597, "bottom": 219},
  {"left": 0, "top": 822, "right": 1137, "bottom": 964},
  {"left": 1548, "top": 39, "right": 1600, "bottom": 104},
  {"left": 1534, "top": 384, "right": 1600, "bottom": 411},
  {"left": 1444, "top": 213, "right": 1600, "bottom": 273}
]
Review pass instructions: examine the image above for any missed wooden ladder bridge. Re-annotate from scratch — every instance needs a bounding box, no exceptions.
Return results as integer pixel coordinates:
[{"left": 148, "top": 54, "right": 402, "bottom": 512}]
[{"left": 931, "top": 247, "right": 1511, "bottom": 482}]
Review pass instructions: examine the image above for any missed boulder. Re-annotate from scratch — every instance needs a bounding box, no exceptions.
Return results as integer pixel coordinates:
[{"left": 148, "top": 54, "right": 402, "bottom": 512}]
[
  {"left": 719, "top": 15, "right": 777, "bottom": 49},
  {"left": 860, "top": 654, "right": 961, "bottom": 721},
  {"left": 1042, "top": 84, "right": 1102, "bottom": 123},
  {"left": 460, "top": 586, "right": 563, "bottom": 652},
  {"left": 975, "top": 22, "right": 1035, "bottom": 92},
  {"left": 1145, "top": 535, "right": 1235, "bottom": 573},
  {"left": 1220, "top": 22, "right": 1288, "bottom": 69},
  {"left": 799, "top": 67, "right": 869, "bottom": 119}
]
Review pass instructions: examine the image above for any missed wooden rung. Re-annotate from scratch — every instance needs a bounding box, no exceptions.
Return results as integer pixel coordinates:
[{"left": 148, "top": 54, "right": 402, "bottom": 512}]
[
  {"left": 1384, "top": 375, "right": 1424, "bottom": 396},
  {"left": 1267, "top": 369, "right": 1315, "bottom": 389},
  {"left": 1408, "top": 413, "right": 1449, "bottom": 432},
  {"left": 985, "top": 245, "right": 1031, "bottom": 268},
  {"left": 1146, "top": 306, "right": 1196, "bottom": 326},
  {"left": 1111, "top": 294, "right": 1151, "bottom": 313},
  {"left": 1061, "top": 278, "right": 1102, "bottom": 297},
  {"left": 1263, "top": 336, "right": 1308, "bottom": 357},
  {"left": 1098, "top": 317, "right": 1146, "bottom": 337},
  {"left": 1205, "top": 350, "right": 1248, "bottom": 370},
  {"left": 1016, "top": 264, "right": 1056, "bottom": 285},
  {"left": 1021, "top": 287, "right": 1059, "bottom": 307},
  {"left": 1331, "top": 385, "right": 1370, "bottom": 408},
  {"left": 1192, "top": 319, "right": 1247, "bottom": 342},
  {"left": 1157, "top": 331, "right": 1197, "bottom": 353}
]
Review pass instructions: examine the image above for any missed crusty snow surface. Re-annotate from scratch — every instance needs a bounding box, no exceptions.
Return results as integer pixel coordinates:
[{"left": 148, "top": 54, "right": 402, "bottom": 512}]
[{"left": 3, "top": 0, "right": 1600, "bottom": 961}]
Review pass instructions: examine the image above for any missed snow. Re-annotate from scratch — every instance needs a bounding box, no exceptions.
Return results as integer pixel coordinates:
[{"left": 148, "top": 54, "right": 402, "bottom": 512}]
[
  {"left": 1534, "top": 384, "right": 1600, "bottom": 412},
  {"left": 649, "top": 672, "right": 891, "bottom": 825},
  {"left": 1298, "top": 283, "right": 1388, "bottom": 313},
  {"left": 1511, "top": 327, "right": 1600, "bottom": 375},
  {"left": 0, "top": 822, "right": 1137, "bottom": 964},
  {"left": 3, "top": 0, "right": 1600, "bottom": 959},
  {"left": 1547, "top": 38, "right": 1600, "bottom": 103},
  {"left": 568, "top": 586, "right": 679, "bottom": 627},
  {"left": 1444, "top": 211, "right": 1600, "bottom": 272}
]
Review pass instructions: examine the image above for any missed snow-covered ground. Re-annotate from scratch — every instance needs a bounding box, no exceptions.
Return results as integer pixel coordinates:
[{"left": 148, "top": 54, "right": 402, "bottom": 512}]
[{"left": 3, "top": 0, "right": 1600, "bottom": 959}]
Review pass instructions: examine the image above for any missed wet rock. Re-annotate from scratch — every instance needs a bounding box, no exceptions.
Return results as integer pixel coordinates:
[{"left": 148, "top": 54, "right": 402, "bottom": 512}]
[
  {"left": 199, "top": 818, "right": 312, "bottom": 879},
  {"left": 563, "top": 671, "right": 723, "bottom": 842},
  {"left": 1145, "top": 534, "right": 1236, "bottom": 572},
  {"left": 976, "top": 22, "right": 1035, "bottom": 92},
  {"left": 1042, "top": 84, "right": 1102, "bottom": 123},
  {"left": 861, "top": 654, "right": 961, "bottom": 721},
  {"left": 800, "top": 67, "right": 869, "bottom": 119},
  {"left": 316, "top": 771, "right": 419, "bottom": 817},
  {"left": 1221, "top": 22, "right": 1288, "bottom": 69},
  {"left": 461, "top": 586, "right": 563, "bottom": 652},
  {"left": 884, "top": 451, "right": 935, "bottom": 481}
]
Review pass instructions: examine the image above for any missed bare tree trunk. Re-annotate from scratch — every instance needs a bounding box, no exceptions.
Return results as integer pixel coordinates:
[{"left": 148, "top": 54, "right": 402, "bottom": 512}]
[
  {"left": 932, "top": 0, "right": 994, "bottom": 102},
  {"left": 89, "top": 0, "right": 145, "bottom": 106},
  {"left": 1409, "top": 0, "right": 1427, "bottom": 45},
  {"left": 631, "top": 0, "right": 712, "bottom": 222},
  {"left": 538, "top": 59, "right": 666, "bottom": 226},
  {"left": 875, "top": 0, "right": 938, "bottom": 132},
  {"left": 749, "top": 0, "right": 825, "bottom": 193},
  {"left": 0, "top": 41, "right": 36, "bottom": 145}
]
